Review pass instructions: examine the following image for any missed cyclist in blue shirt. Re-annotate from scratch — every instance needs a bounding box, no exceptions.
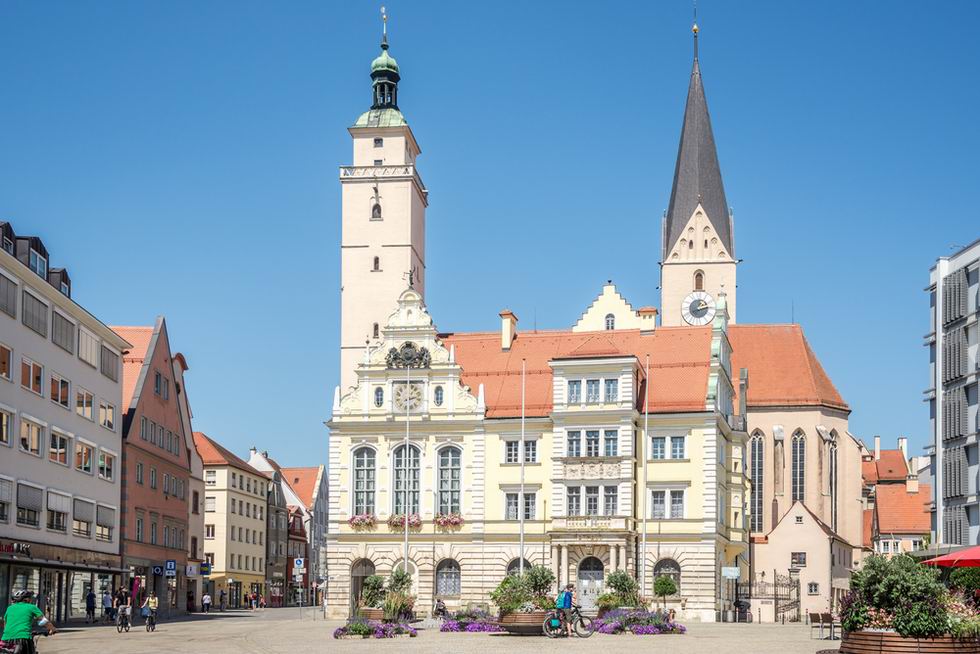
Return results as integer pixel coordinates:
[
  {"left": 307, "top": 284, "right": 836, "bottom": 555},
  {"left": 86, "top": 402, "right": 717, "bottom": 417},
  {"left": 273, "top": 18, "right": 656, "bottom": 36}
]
[{"left": 556, "top": 584, "right": 575, "bottom": 637}]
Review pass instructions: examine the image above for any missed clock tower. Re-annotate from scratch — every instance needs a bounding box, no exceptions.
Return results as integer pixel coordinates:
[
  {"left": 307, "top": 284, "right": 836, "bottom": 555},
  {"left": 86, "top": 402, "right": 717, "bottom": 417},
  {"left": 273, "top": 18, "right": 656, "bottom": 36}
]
[
  {"left": 340, "top": 14, "right": 428, "bottom": 391},
  {"left": 660, "top": 24, "right": 738, "bottom": 327}
]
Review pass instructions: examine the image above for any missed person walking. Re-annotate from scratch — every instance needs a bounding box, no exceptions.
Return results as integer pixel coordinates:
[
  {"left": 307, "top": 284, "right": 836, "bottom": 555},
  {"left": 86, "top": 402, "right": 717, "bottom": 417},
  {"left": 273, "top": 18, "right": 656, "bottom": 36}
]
[
  {"left": 202, "top": 593, "right": 212, "bottom": 614},
  {"left": 219, "top": 589, "right": 226, "bottom": 612},
  {"left": 101, "top": 589, "right": 114, "bottom": 622},
  {"left": 85, "top": 589, "right": 97, "bottom": 623}
]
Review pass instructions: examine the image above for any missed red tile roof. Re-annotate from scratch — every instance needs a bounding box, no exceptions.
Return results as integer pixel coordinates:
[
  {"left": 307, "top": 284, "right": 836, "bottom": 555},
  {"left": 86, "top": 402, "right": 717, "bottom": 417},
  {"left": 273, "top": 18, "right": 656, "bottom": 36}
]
[
  {"left": 193, "top": 432, "right": 257, "bottom": 474},
  {"left": 281, "top": 467, "right": 321, "bottom": 510},
  {"left": 729, "top": 325, "right": 848, "bottom": 412},
  {"left": 862, "top": 460, "right": 879, "bottom": 484},
  {"left": 438, "top": 323, "right": 846, "bottom": 418},
  {"left": 875, "top": 483, "right": 931, "bottom": 534},
  {"left": 862, "top": 450, "right": 909, "bottom": 484},
  {"left": 112, "top": 326, "right": 154, "bottom": 412}
]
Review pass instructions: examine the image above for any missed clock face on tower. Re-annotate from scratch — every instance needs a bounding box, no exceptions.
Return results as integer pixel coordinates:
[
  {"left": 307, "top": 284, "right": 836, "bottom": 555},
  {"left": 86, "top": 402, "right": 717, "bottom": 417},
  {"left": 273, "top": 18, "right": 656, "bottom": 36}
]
[
  {"left": 393, "top": 382, "right": 424, "bottom": 412},
  {"left": 681, "top": 291, "right": 717, "bottom": 326}
]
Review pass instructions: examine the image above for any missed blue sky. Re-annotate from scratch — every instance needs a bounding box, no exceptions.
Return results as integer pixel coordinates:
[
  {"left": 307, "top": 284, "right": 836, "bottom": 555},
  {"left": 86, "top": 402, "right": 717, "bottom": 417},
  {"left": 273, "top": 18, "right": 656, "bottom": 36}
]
[{"left": 1, "top": 2, "right": 977, "bottom": 465}]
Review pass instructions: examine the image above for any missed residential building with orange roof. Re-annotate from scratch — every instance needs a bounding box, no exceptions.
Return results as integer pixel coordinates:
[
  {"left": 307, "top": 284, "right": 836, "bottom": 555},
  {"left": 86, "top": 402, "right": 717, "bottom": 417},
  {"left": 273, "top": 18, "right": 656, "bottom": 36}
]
[
  {"left": 112, "top": 317, "right": 195, "bottom": 616},
  {"left": 193, "top": 431, "right": 268, "bottom": 609},
  {"left": 326, "top": 18, "right": 864, "bottom": 624},
  {"left": 861, "top": 436, "right": 931, "bottom": 557},
  {"left": 0, "top": 221, "right": 131, "bottom": 620}
]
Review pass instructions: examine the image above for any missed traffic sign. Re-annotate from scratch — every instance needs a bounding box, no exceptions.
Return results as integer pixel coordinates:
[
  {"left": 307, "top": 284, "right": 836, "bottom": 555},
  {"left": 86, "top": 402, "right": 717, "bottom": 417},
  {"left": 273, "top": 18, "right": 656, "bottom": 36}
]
[
  {"left": 293, "top": 558, "right": 305, "bottom": 570},
  {"left": 200, "top": 562, "right": 212, "bottom": 576}
]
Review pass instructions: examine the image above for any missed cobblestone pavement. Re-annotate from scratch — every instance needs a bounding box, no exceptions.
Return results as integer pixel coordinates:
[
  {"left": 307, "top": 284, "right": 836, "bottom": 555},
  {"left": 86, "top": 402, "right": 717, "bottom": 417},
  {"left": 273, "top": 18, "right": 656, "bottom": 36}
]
[{"left": 39, "top": 608, "right": 839, "bottom": 654}]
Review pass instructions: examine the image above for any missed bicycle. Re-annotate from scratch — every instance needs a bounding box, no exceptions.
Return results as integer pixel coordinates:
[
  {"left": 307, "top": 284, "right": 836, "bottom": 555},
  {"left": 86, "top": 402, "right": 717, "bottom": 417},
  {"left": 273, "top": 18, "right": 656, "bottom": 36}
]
[
  {"left": 543, "top": 604, "right": 594, "bottom": 638},
  {"left": 144, "top": 609, "right": 156, "bottom": 632},
  {"left": 116, "top": 607, "right": 131, "bottom": 633}
]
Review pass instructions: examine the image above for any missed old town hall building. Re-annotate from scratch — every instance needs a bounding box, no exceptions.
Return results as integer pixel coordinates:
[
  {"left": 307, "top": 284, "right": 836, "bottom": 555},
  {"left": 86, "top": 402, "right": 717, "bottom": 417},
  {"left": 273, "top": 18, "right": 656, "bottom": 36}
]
[{"left": 326, "top": 21, "right": 863, "bottom": 622}]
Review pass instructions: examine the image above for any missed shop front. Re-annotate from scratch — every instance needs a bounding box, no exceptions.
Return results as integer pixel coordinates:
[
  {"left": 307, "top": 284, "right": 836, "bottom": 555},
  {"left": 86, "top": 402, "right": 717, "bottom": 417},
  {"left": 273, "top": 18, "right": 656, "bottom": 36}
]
[
  {"left": 123, "top": 558, "right": 185, "bottom": 617},
  {"left": 208, "top": 573, "right": 263, "bottom": 610},
  {"left": 1, "top": 540, "right": 124, "bottom": 624}
]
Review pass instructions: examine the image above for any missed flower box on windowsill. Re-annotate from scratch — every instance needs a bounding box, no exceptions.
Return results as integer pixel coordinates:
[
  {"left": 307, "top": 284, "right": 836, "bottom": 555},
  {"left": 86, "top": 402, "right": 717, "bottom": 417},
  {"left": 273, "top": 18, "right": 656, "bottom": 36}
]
[
  {"left": 387, "top": 514, "right": 422, "bottom": 530},
  {"left": 434, "top": 513, "right": 464, "bottom": 529}
]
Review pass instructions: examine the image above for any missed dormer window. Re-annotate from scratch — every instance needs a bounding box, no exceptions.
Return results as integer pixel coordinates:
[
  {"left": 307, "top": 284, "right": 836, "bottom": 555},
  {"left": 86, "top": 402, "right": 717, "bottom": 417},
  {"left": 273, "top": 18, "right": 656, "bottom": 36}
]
[
  {"left": 29, "top": 249, "right": 47, "bottom": 278},
  {"left": 604, "top": 314, "right": 615, "bottom": 330},
  {"left": 59, "top": 282, "right": 69, "bottom": 297},
  {"left": 2, "top": 237, "right": 12, "bottom": 254}
]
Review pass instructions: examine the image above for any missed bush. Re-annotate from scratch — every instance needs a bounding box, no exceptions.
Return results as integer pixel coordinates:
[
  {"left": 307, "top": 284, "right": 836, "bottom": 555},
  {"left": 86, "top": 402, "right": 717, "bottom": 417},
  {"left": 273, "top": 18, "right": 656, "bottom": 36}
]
[
  {"left": 361, "top": 575, "right": 386, "bottom": 608},
  {"left": 523, "top": 565, "right": 556, "bottom": 598},
  {"left": 383, "top": 591, "right": 414, "bottom": 622},
  {"left": 388, "top": 567, "right": 413, "bottom": 595},
  {"left": 842, "top": 554, "right": 953, "bottom": 638},
  {"left": 591, "top": 609, "right": 686, "bottom": 635},
  {"left": 950, "top": 568, "right": 980, "bottom": 593},
  {"left": 488, "top": 565, "right": 555, "bottom": 615},
  {"left": 489, "top": 574, "right": 527, "bottom": 614},
  {"left": 601, "top": 570, "right": 641, "bottom": 608}
]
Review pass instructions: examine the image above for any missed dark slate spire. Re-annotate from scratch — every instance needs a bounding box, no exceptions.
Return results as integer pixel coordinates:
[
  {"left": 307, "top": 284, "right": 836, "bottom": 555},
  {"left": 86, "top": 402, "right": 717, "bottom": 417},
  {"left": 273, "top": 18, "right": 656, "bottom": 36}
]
[{"left": 663, "top": 23, "right": 733, "bottom": 259}]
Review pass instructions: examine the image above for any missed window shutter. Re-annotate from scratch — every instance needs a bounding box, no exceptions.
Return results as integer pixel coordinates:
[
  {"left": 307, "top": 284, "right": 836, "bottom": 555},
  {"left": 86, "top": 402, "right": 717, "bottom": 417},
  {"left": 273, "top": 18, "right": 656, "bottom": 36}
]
[
  {"left": 0, "top": 478, "right": 12, "bottom": 503},
  {"left": 73, "top": 498, "right": 95, "bottom": 523},
  {"left": 96, "top": 505, "right": 115, "bottom": 527},
  {"left": 0, "top": 274, "right": 15, "bottom": 318},
  {"left": 47, "top": 491, "right": 71, "bottom": 513},
  {"left": 16, "top": 484, "right": 43, "bottom": 510}
]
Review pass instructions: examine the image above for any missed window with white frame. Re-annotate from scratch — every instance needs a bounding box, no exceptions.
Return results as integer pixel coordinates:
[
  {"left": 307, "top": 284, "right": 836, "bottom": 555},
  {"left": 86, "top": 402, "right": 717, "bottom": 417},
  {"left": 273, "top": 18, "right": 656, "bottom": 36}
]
[
  {"left": 48, "top": 431, "right": 69, "bottom": 465},
  {"left": 21, "top": 357, "right": 42, "bottom": 395},
  {"left": 0, "top": 478, "right": 10, "bottom": 522},
  {"left": 205, "top": 470, "right": 215, "bottom": 486},
  {"left": 0, "top": 409, "right": 10, "bottom": 446},
  {"left": 353, "top": 447, "right": 376, "bottom": 514},
  {"left": 28, "top": 249, "right": 47, "bottom": 278},
  {"left": 604, "top": 379, "right": 618, "bottom": 402},
  {"left": 671, "top": 436, "right": 686, "bottom": 459},
  {"left": 604, "top": 486, "right": 618, "bottom": 515},
  {"left": 567, "top": 380, "right": 581, "bottom": 403},
  {"left": 205, "top": 496, "right": 215, "bottom": 512},
  {"left": 98, "top": 452, "right": 115, "bottom": 481},
  {"left": 46, "top": 492, "right": 69, "bottom": 532},
  {"left": 76, "top": 389, "right": 93, "bottom": 420},
  {"left": 135, "top": 461, "right": 143, "bottom": 484},
  {"left": 524, "top": 440, "right": 537, "bottom": 463},
  {"left": 436, "top": 559, "right": 461, "bottom": 596},
  {"left": 392, "top": 444, "right": 420, "bottom": 515},
  {"left": 0, "top": 344, "right": 11, "bottom": 380},
  {"left": 651, "top": 436, "right": 666, "bottom": 459},
  {"left": 567, "top": 487, "right": 581, "bottom": 516},
  {"left": 524, "top": 492, "right": 536, "bottom": 519},
  {"left": 651, "top": 489, "right": 685, "bottom": 519},
  {"left": 604, "top": 430, "right": 618, "bottom": 456},
  {"left": 150, "top": 468, "right": 157, "bottom": 489},
  {"left": 75, "top": 442, "right": 93, "bottom": 474},
  {"left": 567, "top": 431, "right": 581, "bottom": 457},
  {"left": 20, "top": 419, "right": 42, "bottom": 456},
  {"left": 99, "top": 402, "right": 114, "bottom": 431},
  {"left": 434, "top": 386, "right": 444, "bottom": 407},
  {"left": 807, "top": 582, "right": 819, "bottom": 595},
  {"left": 586, "top": 379, "right": 600, "bottom": 403},
  {"left": 505, "top": 493, "right": 519, "bottom": 520},
  {"left": 505, "top": 440, "right": 520, "bottom": 464},
  {"left": 585, "top": 430, "right": 600, "bottom": 457},
  {"left": 604, "top": 313, "right": 615, "bottom": 330},
  {"left": 50, "top": 374, "right": 69, "bottom": 409},
  {"left": 585, "top": 486, "right": 600, "bottom": 515}
]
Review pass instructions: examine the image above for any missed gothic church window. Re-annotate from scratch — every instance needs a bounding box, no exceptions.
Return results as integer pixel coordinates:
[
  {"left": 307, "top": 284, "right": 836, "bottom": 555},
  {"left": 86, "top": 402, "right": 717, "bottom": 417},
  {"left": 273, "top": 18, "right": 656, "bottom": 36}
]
[
  {"left": 750, "top": 432, "right": 764, "bottom": 532},
  {"left": 829, "top": 438, "right": 839, "bottom": 533},
  {"left": 605, "top": 314, "right": 615, "bottom": 330},
  {"left": 373, "top": 256, "right": 381, "bottom": 271},
  {"left": 694, "top": 271, "right": 704, "bottom": 291},
  {"left": 791, "top": 431, "right": 806, "bottom": 503}
]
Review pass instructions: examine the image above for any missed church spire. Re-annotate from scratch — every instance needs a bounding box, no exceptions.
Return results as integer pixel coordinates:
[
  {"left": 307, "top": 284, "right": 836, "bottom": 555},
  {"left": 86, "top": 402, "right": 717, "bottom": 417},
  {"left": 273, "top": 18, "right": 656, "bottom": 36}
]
[
  {"left": 370, "top": 6, "right": 400, "bottom": 110},
  {"left": 663, "top": 21, "right": 733, "bottom": 260}
]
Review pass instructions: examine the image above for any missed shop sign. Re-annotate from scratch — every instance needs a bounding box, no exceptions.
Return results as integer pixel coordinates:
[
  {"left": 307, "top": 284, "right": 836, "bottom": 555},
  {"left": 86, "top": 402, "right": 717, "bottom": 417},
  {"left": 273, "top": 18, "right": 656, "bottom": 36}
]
[
  {"left": 0, "top": 542, "right": 32, "bottom": 557},
  {"left": 200, "top": 562, "right": 211, "bottom": 576},
  {"left": 152, "top": 566, "right": 164, "bottom": 576},
  {"left": 185, "top": 563, "right": 200, "bottom": 577},
  {"left": 722, "top": 567, "right": 741, "bottom": 579},
  {"left": 165, "top": 560, "right": 177, "bottom": 577}
]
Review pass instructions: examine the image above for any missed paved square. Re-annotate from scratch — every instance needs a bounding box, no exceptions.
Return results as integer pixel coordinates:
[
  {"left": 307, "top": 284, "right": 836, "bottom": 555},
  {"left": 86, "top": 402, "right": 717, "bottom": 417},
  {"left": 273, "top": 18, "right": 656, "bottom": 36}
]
[{"left": 40, "top": 609, "right": 838, "bottom": 654}]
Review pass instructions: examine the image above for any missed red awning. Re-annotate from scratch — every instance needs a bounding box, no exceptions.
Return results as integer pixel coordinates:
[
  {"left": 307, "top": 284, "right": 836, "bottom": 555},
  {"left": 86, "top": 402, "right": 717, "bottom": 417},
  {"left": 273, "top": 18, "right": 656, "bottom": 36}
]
[{"left": 922, "top": 545, "right": 980, "bottom": 567}]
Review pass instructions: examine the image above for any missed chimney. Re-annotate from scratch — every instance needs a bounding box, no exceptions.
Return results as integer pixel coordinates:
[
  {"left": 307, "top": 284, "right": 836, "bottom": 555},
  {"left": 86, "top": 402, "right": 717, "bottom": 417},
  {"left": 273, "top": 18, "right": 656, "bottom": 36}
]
[
  {"left": 897, "top": 436, "right": 908, "bottom": 461},
  {"left": 500, "top": 310, "right": 518, "bottom": 350},
  {"left": 906, "top": 476, "right": 919, "bottom": 494},
  {"left": 638, "top": 306, "right": 658, "bottom": 334},
  {"left": 874, "top": 435, "right": 881, "bottom": 461}
]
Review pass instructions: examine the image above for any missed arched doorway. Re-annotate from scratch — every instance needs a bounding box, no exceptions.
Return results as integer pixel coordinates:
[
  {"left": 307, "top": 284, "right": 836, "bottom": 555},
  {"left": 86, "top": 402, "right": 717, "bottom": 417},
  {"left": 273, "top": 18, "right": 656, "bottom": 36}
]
[
  {"left": 577, "top": 556, "right": 604, "bottom": 613},
  {"left": 349, "top": 559, "right": 375, "bottom": 615}
]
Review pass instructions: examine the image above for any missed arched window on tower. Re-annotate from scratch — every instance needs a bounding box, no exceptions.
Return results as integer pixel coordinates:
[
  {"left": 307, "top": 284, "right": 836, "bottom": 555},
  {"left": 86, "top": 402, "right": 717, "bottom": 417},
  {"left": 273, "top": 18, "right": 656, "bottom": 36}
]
[
  {"left": 605, "top": 314, "right": 615, "bottom": 330},
  {"left": 688, "top": 240, "right": 694, "bottom": 250},
  {"left": 750, "top": 431, "right": 764, "bottom": 533},
  {"left": 791, "top": 431, "right": 806, "bottom": 503},
  {"left": 694, "top": 271, "right": 704, "bottom": 291},
  {"left": 373, "top": 323, "right": 380, "bottom": 339},
  {"left": 372, "top": 203, "right": 382, "bottom": 219},
  {"left": 373, "top": 256, "right": 380, "bottom": 272}
]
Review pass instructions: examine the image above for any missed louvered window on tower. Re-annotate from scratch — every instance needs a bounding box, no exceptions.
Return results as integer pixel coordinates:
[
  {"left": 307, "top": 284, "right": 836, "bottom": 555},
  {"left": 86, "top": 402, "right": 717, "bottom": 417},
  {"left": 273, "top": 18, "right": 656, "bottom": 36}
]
[{"left": 943, "top": 269, "right": 968, "bottom": 326}]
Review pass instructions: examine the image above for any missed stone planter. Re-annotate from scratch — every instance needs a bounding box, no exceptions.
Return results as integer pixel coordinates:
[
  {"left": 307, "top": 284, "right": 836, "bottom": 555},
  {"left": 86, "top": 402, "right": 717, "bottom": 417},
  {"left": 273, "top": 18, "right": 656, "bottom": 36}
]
[
  {"left": 357, "top": 607, "right": 384, "bottom": 621},
  {"left": 840, "top": 630, "right": 980, "bottom": 653},
  {"left": 498, "top": 611, "right": 548, "bottom": 635}
]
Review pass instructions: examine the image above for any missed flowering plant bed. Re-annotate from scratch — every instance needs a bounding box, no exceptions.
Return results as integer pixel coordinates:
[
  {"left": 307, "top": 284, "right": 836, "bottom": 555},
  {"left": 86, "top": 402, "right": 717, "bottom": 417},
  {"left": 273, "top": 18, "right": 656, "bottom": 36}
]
[
  {"left": 591, "top": 609, "right": 686, "bottom": 635},
  {"left": 387, "top": 513, "right": 422, "bottom": 529},
  {"left": 441, "top": 608, "right": 504, "bottom": 633},
  {"left": 348, "top": 514, "right": 377, "bottom": 529},
  {"left": 333, "top": 618, "right": 418, "bottom": 639},
  {"left": 434, "top": 513, "right": 464, "bottom": 528}
]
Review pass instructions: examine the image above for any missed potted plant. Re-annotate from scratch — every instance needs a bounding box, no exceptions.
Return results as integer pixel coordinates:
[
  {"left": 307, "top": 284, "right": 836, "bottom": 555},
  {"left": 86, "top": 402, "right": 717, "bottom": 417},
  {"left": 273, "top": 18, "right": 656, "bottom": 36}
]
[
  {"left": 357, "top": 575, "right": 386, "bottom": 621},
  {"left": 653, "top": 575, "right": 678, "bottom": 611},
  {"left": 387, "top": 514, "right": 422, "bottom": 530},
  {"left": 348, "top": 514, "right": 377, "bottom": 530},
  {"left": 839, "top": 554, "right": 980, "bottom": 654},
  {"left": 434, "top": 512, "right": 464, "bottom": 529},
  {"left": 596, "top": 571, "right": 644, "bottom": 617},
  {"left": 492, "top": 565, "right": 556, "bottom": 635}
]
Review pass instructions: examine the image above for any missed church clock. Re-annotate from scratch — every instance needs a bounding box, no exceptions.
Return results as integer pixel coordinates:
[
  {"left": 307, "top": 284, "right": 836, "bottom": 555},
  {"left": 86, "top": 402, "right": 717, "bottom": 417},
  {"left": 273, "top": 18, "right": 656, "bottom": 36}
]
[{"left": 681, "top": 291, "right": 716, "bottom": 326}]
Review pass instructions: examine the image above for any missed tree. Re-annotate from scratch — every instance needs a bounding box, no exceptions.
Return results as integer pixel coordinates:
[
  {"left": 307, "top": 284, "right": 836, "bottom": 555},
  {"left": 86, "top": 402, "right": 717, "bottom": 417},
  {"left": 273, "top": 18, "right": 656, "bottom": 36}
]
[{"left": 654, "top": 575, "right": 677, "bottom": 609}]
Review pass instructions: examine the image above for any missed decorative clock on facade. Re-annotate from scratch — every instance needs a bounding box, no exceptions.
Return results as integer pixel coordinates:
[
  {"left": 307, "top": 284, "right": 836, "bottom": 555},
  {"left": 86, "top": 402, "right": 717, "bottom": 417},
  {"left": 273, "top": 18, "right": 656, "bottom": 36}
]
[
  {"left": 393, "top": 382, "right": 424, "bottom": 412},
  {"left": 681, "top": 291, "right": 716, "bottom": 326}
]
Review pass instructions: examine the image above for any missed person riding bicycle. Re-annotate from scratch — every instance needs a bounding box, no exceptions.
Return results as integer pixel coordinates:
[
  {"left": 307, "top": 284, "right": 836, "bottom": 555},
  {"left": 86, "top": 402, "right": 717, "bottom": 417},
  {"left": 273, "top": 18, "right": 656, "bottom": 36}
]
[
  {"left": 555, "top": 584, "right": 576, "bottom": 637},
  {"left": 1, "top": 590, "right": 55, "bottom": 654},
  {"left": 141, "top": 592, "right": 159, "bottom": 628},
  {"left": 114, "top": 589, "right": 131, "bottom": 627}
]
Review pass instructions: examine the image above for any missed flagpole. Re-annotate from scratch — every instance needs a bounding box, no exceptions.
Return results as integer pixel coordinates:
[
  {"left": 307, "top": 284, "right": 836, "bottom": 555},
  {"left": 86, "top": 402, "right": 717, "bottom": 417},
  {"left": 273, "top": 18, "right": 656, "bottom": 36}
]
[
  {"left": 404, "top": 363, "right": 410, "bottom": 574},
  {"left": 641, "top": 354, "right": 650, "bottom": 595},
  {"left": 519, "top": 358, "right": 526, "bottom": 575}
]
